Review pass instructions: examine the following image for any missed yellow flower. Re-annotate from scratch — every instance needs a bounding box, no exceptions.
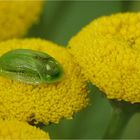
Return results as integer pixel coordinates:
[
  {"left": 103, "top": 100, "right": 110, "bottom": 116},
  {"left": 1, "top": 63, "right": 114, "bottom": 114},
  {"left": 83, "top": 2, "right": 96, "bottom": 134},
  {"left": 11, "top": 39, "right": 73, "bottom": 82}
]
[
  {"left": 0, "top": 120, "right": 50, "bottom": 139},
  {"left": 0, "top": 39, "right": 88, "bottom": 124},
  {"left": 68, "top": 12, "right": 140, "bottom": 103},
  {"left": 0, "top": 1, "right": 43, "bottom": 40}
]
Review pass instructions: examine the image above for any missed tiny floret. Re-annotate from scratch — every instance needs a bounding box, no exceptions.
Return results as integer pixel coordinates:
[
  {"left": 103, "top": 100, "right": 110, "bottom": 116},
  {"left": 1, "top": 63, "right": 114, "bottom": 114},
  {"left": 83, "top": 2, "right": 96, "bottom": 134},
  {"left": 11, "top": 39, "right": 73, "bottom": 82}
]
[
  {"left": 0, "top": 120, "right": 50, "bottom": 139},
  {"left": 0, "top": 1, "right": 43, "bottom": 40},
  {"left": 69, "top": 12, "right": 140, "bottom": 103},
  {"left": 0, "top": 39, "right": 88, "bottom": 124}
]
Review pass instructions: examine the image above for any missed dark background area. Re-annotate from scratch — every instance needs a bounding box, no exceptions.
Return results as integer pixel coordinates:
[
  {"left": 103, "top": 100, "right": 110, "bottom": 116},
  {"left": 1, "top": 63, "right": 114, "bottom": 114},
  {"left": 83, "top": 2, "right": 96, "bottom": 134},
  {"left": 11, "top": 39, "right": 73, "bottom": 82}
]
[{"left": 27, "top": 1, "right": 140, "bottom": 139}]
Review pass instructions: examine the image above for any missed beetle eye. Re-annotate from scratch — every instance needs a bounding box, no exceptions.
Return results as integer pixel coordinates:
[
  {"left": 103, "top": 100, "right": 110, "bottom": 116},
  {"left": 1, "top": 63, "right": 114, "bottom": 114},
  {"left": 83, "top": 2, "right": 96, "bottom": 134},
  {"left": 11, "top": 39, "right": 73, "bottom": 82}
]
[{"left": 44, "top": 59, "right": 64, "bottom": 83}]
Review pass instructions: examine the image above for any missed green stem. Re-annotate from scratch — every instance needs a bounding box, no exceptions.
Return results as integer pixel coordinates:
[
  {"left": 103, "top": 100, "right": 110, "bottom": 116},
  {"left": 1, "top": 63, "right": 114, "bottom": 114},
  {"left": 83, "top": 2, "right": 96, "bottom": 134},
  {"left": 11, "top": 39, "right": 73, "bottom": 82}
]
[
  {"left": 104, "top": 100, "right": 140, "bottom": 139},
  {"left": 104, "top": 104, "right": 132, "bottom": 138}
]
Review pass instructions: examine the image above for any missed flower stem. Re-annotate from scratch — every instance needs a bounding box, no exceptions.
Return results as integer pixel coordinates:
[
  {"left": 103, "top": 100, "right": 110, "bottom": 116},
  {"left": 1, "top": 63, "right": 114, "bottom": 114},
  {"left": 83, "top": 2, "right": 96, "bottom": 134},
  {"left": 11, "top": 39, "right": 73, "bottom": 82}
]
[{"left": 104, "top": 100, "right": 140, "bottom": 139}]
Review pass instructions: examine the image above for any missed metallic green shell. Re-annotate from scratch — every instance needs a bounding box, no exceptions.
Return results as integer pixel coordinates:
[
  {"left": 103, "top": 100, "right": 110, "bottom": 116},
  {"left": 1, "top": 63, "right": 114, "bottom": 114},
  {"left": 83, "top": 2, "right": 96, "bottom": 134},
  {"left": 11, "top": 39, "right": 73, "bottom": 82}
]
[{"left": 0, "top": 49, "right": 64, "bottom": 85}]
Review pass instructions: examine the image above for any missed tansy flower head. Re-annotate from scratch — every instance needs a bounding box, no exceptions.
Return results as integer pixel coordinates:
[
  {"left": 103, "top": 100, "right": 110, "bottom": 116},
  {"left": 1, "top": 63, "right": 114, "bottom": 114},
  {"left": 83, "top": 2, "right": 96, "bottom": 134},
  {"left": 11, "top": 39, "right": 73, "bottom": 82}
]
[
  {"left": 68, "top": 12, "right": 140, "bottom": 103},
  {"left": 0, "top": 120, "right": 50, "bottom": 139},
  {"left": 0, "top": 1, "right": 43, "bottom": 40},
  {"left": 0, "top": 39, "right": 88, "bottom": 124}
]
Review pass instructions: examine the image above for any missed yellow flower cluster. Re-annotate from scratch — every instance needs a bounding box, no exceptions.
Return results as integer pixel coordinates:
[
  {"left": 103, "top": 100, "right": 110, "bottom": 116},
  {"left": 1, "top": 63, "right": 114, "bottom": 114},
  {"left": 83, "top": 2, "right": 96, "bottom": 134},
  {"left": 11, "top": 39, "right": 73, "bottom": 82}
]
[
  {"left": 0, "top": 1, "right": 43, "bottom": 40},
  {"left": 0, "top": 120, "right": 49, "bottom": 139},
  {"left": 0, "top": 39, "right": 88, "bottom": 124},
  {"left": 69, "top": 12, "right": 140, "bottom": 103}
]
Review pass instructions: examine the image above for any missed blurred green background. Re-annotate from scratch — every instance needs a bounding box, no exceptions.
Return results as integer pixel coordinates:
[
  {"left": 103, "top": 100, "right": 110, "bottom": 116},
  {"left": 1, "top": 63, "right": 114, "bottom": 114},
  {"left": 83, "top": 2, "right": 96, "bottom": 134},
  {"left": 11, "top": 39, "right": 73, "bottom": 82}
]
[{"left": 27, "top": 1, "right": 140, "bottom": 139}]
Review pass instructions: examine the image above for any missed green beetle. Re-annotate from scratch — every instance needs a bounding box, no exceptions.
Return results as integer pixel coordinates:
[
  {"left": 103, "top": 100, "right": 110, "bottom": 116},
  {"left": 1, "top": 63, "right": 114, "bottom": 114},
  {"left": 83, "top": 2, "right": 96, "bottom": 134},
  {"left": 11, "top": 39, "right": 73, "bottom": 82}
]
[{"left": 0, "top": 49, "right": 64, "bottom": 85}]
